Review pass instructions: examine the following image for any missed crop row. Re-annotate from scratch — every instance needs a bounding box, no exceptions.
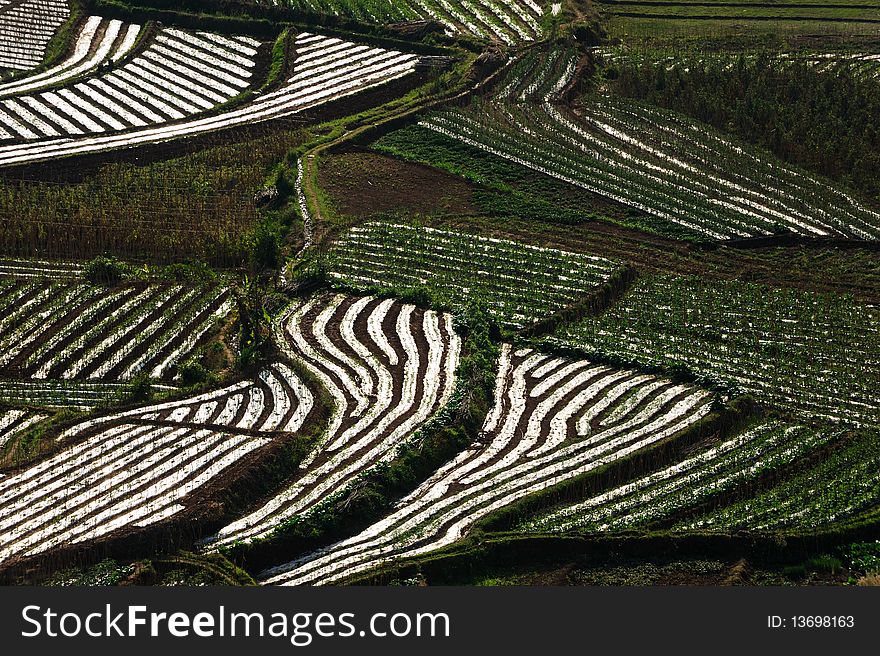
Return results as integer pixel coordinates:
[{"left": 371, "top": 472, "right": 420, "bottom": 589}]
[
  {"left": 0, "top": 279, "right": 234, "bottom": 382},
  {"left": 205, "top": 292, "right": 461, "bottom": 549},
  {"left": 416, "top": 47, "right": 880, "bottom": 240},
  {"left": 326, "top": 221, "right": 621, "bottom": 330},
  {"left": 0, "top": 257, "right": 82, "bottom": 279},
  {"left": 678, "top": 430, "right": 880, "bottom": 532},
  {"left": 0, "top": 362, "right": 316, "bottom": 566},
  {"left": 553, "top": 274, "right": 880, "bottom": 428},
  {"left": 0, "top": 32, "right": 420, "bottom": 167},
  {"left": 273, "top": 0, "right": 545, "bottom": 44},
  {"left": 0, "top": 379, "right": 142, "bottom": 409},
  {"left": 0, "top": 0, "right": 69, "bottom": 72},
  {"left": 0, "top": 16, "right": 142, "bottom": 98},
  {"left": 0, "top": 408, "right": 49, "bottom": 448},
  {"left": 0, "top": 26, "right": 261, "bottom": 142},
  {"left": 521, "top": 419, "right": 846, "bottom": 534},
  {"left": 262, "top": 344, "right": 712, "bottom": 585}
]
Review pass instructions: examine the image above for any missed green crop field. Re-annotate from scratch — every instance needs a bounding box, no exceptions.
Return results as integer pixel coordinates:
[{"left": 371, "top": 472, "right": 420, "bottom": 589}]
[{"left": 0, "top": 0, "right": 877, "bottom": 594}]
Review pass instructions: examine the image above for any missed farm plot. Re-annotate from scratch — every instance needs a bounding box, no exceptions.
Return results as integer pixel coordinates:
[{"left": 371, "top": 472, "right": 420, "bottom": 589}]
[
  {"left": 0, "top": 0, "right": 70, "bottom": 73},
  {"left": 0, "top": 379, "right": 137, "bottom": 409},
  {"left": 410, "top": 47, "right": 880, "bottom": 240},
  {"left": 205, "top": 293, "right": 461, "bottom": 548},
  {"left": 0, "top": 32, "right": 420, "bottom": 167},
  {"left": 521, "top": 419, "right": 847, "bottom": 534},
  {"left": 554, "top": 274, "right": 880, "bottom": 428},
  {"left": 0, "top": 408, "right": 49, "bottom": 448},
  {"left": 0, "top": 362, "right": 316, "bottom": 566},
  {"left": 0, "top": 27, "right": 261, "bottom": 142},
  {"left": 0, "top": 16, "right": 142, "bottom": 98},
  {"left": 677, "top": 429, "right": 880, "bottom": 532},
  {"left": 273, "top": 0, "right": 546, "bottom": 44},
  {"left": 0, "top": 257, "right": 82, "bottom": 279},
  {"left": 326, "top": 221, "right": 621, "bottom": 331},
  {"left": 262, "top": 344, "right": 713, "bottom": 585},
  {"left": 0, "top": 279, "right": 233, "bottom": 382}
]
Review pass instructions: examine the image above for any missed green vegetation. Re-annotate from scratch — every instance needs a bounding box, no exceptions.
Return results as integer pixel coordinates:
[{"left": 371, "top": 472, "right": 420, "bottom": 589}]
[
  {"left": 553, "top": 274, "right": 880, "bottom": 427},
  {"left": 323, "top": 220, "right": 622, "bottom": 331},
  {"left": 608, "top": 49, "right": 880, "bottom": 201}
]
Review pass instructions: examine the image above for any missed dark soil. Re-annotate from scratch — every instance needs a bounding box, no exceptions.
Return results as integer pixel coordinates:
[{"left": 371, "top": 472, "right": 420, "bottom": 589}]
[{"left": 319, "top": 151, "right": 480, "bottom": 218}]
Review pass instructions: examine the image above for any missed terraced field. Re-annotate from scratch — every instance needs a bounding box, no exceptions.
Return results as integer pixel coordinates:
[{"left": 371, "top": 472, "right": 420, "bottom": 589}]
[
  {"left": 0, "top": 0, "right": 70, "bottom": 72},
  {"left": 0, "top": 31, "right": 421, "bottom": 167},
  {"left": 0, "top": 27, "right": 261, "bottom": 142},
  {"left": 553, "top": 274, "right": 880, "bottom": 428},
  {"left": 0, "top": 408, "right": 49, "bottom": 448},
  {"left": 262, "top": 344, "right": 713, "bottom": 584},
  {"left": 0, "top": 278, "right": 234, "bottom": 382},
  {"left": 678, "top": 430, "right": 880, "bottom": 531},
  {"left": 0, "top": 362, "right": 316, "bottom": 566},
  {"left": 274, "top": 0, "right": 548, "bottom": 43},
  {"left": 326, "top": 221, "right": 622, "bottom": 330},
  {"left": 206, "top": 293, "right": 461, "bottom": 548},
  {"left": 0, "top": 16, "right": 142, "bottom": 98},
  {"left": 521, "top": 419, "right": 848, "bottom": 534},
  {"left": 400, "top": 47, "right": 880, "bottom": 240}
]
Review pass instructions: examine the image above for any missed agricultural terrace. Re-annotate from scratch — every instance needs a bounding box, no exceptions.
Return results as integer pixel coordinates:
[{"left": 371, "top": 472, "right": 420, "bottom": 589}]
[
  {"left": 261, "top": 344, "right": 713, "bottom": 585},
  {"left": 0, "top": 16, "right": 142, "bottom": 98},
  {"left": 0, "top": 32, "right": 421, "bottom": 167},
  {"left": 402, "top": 47, "right": 880, "bottom": 240},
  {"left": 0, "top": 130, "right": 301, "bottom": 265},
  {"left": 271, "top": 0, "right": 548, "bottom": 43},
  {"left": 678, "top": 429, "right": 880, "bottom": 531},
  {"left": 0, "top": 0, "right": 69, "bottom": 73},
  {"left": 553, "top": 274, "right": 880, "bottom": 428},
  {"left": 600, "top": 0, "right": 880, "bottom": 39},
  {"left": 0, "top": 277, "right": 233, "bottom": 382},
  {"left": 326, "top": 221, "right": 621, "bottom": 331},
  {"left": 0, "top": 379, "right": 139, "bottom": 409},
  {"left": 521, "top": 419, "right": 848, "bottom": 533},
  {"left": 0, "top": 362, "right": 316, "bottom": 566},
  {"left": 0, "top": 27, "right": 262, "bottom": 143},
  {"left": 0, "top": 408, "right": 49, "bottom": 448},
  {"left": 206, "top": 293, "right": 460, "bottom": 548}
]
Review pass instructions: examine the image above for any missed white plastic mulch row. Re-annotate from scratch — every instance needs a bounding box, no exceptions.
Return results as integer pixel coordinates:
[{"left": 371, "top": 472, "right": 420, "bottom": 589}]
[
  {"left": 419, "top": 48, "right": 880, "bottom": 241},
  {"left": 0, "top": 0, "right": 70, "bottom": 72},
  {"left": 0, "top": 280, "right": 234, "bottom": 382},
  {"left": 0, "top": 26, "right": 260, "bottom": 142},
  {"left": 261, "top": 345, "right": 713, "bottom": 585},
  {"left": 0, "top": 17, "right": 141, "bottom": 98},
  {"left": 0, "top": 32, "right": 419, "bottom": 166},
  {"left": 328, "top": 221, "right": 621, "bottom": 330},
  {"left": 205, "top": 293, "right": 461, "bottom": 549},
  {"left": 0, "top": 362, "right": 315, "bottom": 565},
  {"left": 0, "top": 408, "right": 49, "bottom": 448}
]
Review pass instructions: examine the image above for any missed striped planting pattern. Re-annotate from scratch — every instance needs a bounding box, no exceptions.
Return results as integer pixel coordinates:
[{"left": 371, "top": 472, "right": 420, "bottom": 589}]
[
  {"left": 0, "top": 362, "right": 315, "bottom": 566},
  {"left": 274, "top": 0, "right": 546, "bottom": 44},
  {"left": 521, "top": 420, "right": 846, "bottom": 534},
  {"left": 678, "top": 430, "right": 880, "bottom": 532},
  {"left": 206, "top": 293, "right": 461, "bottom": 548},
  {"left": 0, "top": 27, "right": 260, "bottom": 142},
  {"left": 0, "top": 0, "right": 70, "bottom": 72},
  {"left": 0, "top": 32, "right": 420, "bottom": 166},
  {"left": 0, "top": 279, "right": 234, "bottom": 382},
  {"left": 327, "top": 221, "right": 621, "bottom": 331},
  {"left": 0, "top": 16, "right": 141, "bottom": 98},
  {"left": 0, "top": 408, "right": 48, "bottom": 448},
  {"left": 0, "top": 379, "right": 147, "bottom": 409},
  {"left": 0, "top": 257, "right": 82, "bottom": 279},
  {"left": 555, "top": 274, "right": 880, "bottom": 428},
  {"left": 262, "top": 344, "right": 713, "bottom": 585},
  {"left": 417, "top": 47, "right": 880, "bottom": 240}
]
